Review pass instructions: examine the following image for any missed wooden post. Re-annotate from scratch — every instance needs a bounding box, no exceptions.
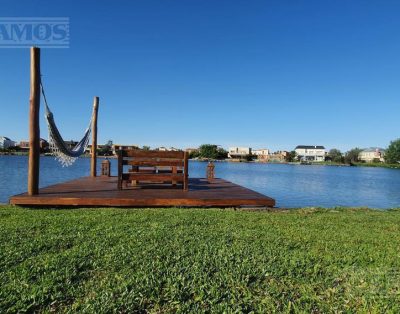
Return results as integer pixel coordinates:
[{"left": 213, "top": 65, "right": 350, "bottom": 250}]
[
  {"left": 184, "top": 151, "right": 189, "bottom": 191},
  {"left": 28, "top": 47, "right": 41, "bottom": 196},
  {"left": 172, "top": 166, "right": 177, "bottom": 187},
  {"left": 90, "top": 97, "right": 99, "bottom": 177},
  {"left": 117, "top": 150, "right": 123, "bottom": 190}
]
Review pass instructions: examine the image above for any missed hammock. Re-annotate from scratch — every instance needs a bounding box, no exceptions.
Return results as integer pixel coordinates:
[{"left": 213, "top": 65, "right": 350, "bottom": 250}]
[{"left": 41, "top": 81, "right": 93, "bottom": 167}]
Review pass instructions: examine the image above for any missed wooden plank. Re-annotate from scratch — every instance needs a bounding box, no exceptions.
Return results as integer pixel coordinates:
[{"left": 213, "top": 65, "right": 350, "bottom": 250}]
[
  {"left": 118, "top": 150, "right": 123, "bottom": 190},
  {"left": 123, "top": 159, "right": 184, "bottom": 167},
  {"left": 9, "top": 177, "right": 276, "bottom": 208},
  {"left": 157, "top": 168, "right": 183, "bottom": 173},
  {"left": 10, "top": 197, "right": 273, "bottom": 207},
  {"left": 118, "top": 149, "right": 187, "bottom": 190},
  {"left": 172, "top": 166, "right": 177, "bottom": 186},
  {"left": 184, "top": 152, "right": 189, "bottom": 191},
  {"left": 122, "top": 173, "right": 184, "bottom": 182},
  {"left": 121, "top": 150, "right": 184, "bottom": 159},
  {"left": 131, "top": 170, "right": 155, "bottom": 175}
]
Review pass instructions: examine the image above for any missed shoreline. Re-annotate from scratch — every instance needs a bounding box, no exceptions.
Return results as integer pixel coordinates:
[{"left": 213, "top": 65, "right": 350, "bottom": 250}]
[
  {"left": 191, "top": 158, "right": 400, "bottom": 169},
  {"left": 1, "top": 153, "right": 399, "bottom": 169}
]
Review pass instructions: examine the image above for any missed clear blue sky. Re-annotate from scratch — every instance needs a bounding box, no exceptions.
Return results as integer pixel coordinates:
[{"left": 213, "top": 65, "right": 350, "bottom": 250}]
[{"left": 1, "top": 0, "right": 399, "bottom": 151}]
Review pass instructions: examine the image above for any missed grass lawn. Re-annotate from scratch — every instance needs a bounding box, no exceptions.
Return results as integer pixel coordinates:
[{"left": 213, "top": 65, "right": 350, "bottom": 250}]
[{"left": 1, "top": 206, "right": 399, "bottom": 313}]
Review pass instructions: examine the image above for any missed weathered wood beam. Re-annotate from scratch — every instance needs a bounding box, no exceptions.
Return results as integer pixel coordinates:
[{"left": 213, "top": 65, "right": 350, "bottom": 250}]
[
  {"left": 90, "top": 97, "right": 99, "bottom": 177},
  {"left": 28, "top": 47, "right": 41, "bottom": 195}
]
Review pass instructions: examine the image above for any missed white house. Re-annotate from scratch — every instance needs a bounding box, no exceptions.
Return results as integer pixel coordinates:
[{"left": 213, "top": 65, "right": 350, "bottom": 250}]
[
  {"left": 295, "top": 145, "right": 325, "bottom": 162},
  {"left": 228, "top": 147, "right": 252, "bottom": 159},
  {"left": 253, "top": 149, "right": 269, "bottom": 160},
  {"left": 268, "top": 151, "right": 289, "bottom": 162},
  {"left": 0, "top": 136, "right": 16, "bottom": 149},
  {"left": 156, "top": 146, "right": 180, "bottom": 151},
  {"left": 112, "top": 144, "right": 139, "bottom": 155},
  {"left": 359, "top": 148, "right": 385, "bottom": 162}
]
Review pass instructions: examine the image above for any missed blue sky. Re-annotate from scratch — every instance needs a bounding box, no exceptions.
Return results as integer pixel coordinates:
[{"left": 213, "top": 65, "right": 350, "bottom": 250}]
[{"left": 0, "top": 0, "right": 399, "bottom": 151}]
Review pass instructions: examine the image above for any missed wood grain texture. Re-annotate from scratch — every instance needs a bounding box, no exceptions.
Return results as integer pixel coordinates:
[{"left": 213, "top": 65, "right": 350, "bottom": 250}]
[
  {"left": 122, "top": 173, "right": 184, "bottom": 182},
  {"left": 121, "top": 150, "right": 184, "bottom": 159},
  {"left": 90, "top": 97, "right": 99, "bottom": 177},
  {"left": 10, "top": 176, "right": 275, "bottom": 207},
  {"left": 184, "top": 152, "right": 189, "bottom": 191},
  {"left": 118, "top": 149, "right": 188, "bottom": 190},
  {"left": 123, "top": 160, "right": 184, "bottom": 167},
  {"left": 28, "top": 47, "right": 41, "bottom": 196}
]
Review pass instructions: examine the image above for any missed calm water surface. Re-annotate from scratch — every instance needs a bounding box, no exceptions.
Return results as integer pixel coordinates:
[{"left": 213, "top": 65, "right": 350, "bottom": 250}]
[{"left": 1, "top": 156, "right": 399, "bottom": 208}]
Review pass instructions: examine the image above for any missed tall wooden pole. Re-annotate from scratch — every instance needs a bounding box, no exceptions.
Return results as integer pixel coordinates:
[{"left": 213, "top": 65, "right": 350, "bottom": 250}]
[
  {"left": 28, "top": 47, "right": 41, "bottom": 195},
  {"left": 90, "top": 97, "right": 99, "bottom": 177}
]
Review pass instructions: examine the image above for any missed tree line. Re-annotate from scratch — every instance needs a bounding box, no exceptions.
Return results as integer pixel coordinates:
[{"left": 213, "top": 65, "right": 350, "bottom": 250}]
[
  {"left": 323, "top": 138, "right": 400, "bottom": 164},
  {"left": 3, "top": 138, "right": 399, "bottom": 164}
]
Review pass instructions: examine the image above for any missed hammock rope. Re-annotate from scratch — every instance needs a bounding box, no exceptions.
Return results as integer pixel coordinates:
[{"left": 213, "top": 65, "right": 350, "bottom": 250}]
[{"left": 40, "top": 80, "right": 93, "bottom": 167}]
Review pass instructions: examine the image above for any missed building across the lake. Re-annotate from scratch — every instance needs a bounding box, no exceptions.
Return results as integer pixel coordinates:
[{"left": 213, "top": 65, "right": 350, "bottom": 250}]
[
  {"left": 156, "top": 146, "right": 181, "bottom": 151},
  {"left": 112, "top": 144, "right": 139, "bottom": 155},
  {"left": 0, "top": 136, "right": 16, "bottom": 149},
  {"left": 295, "top": 145, "right": 326, "bottom": 162},
  {"left": 228, "top": 147, "right": 252, "bottom": 159},
  {"left": 19, "top": 139, "right": 49, "bottom": 151},
  {"left": 252, "top": 149, "right": 269, "bottom": 160},
  {"left": 85, "top": 143, "right": 140, "bottom": 155},
  {"left": 85, "top": 144, "right": 110, "bottom": 154},
  {"left": 267, "top": 151, "right": 289, "bottom": 162},
  {"left": 359, "top": 147, "right": 385, "bottom": 162}
]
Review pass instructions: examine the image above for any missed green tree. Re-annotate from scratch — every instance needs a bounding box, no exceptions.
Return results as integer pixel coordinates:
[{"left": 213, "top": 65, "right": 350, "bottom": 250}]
[
  {"left": 328, "top": 149, "right": 343, "bottom": 163},
  {"left": 385, "top": 138, "right": 400, "bottom": 164},
  {"left": 188, "top": 150, "right": 200, "bottom": 159},
  {"left": 285, "top": 151, "right": 297, "bottom": 162},
  {"left": 98, "top": 140, "right": 113, "bottom": 156},
  {"left": 216, "top": 147, "right": 228, "bottom": 159},
  {"left": 142, "top": 145, "right": 150, "bottom": 151},
  {"left": 344, "top": 148, "right": 362, "bottom": 164},
  {"left": 198, "top": 144, "right": 226, "bottom": 160}
]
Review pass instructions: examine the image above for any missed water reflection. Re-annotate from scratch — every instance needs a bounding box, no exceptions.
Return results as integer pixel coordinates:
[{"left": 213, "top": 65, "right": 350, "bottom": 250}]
[{"left": 0, "top": 156, "right": 399, "bottom": 208}]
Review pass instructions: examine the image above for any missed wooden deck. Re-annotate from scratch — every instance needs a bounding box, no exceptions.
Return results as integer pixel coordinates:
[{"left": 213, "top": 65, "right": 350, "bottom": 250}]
[{"left": 9, "top": 176, "right": 275, "bottom": 208}]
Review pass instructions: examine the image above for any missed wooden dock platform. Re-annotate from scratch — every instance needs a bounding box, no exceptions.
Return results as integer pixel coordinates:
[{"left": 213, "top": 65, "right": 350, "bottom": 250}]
[{"left": 9, "top": 177, "right": 275, "bottom": 208}]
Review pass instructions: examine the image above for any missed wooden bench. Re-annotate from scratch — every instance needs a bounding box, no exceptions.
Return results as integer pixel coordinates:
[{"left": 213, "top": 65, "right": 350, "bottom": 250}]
[{"left": 117, "top": 149, "right": 189, "bottom": 190}]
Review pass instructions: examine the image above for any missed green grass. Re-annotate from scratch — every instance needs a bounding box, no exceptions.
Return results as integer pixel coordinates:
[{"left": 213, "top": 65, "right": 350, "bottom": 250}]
[
  {"left": 353, "top": 162, "right": 400, "bottom": 169},
  {"left": 1, "top": 206, "right": 400, "bottom": 313}
]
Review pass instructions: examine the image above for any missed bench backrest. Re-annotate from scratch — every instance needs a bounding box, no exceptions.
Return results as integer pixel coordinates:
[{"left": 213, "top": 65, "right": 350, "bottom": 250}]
[{"left": 117, "top": 149, "right": 189, "bottom": 190}]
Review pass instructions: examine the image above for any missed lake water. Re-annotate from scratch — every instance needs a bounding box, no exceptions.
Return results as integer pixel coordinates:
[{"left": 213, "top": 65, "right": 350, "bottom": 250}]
[{"left": 1, "top": 155, "right": 399, "bottom": 209}]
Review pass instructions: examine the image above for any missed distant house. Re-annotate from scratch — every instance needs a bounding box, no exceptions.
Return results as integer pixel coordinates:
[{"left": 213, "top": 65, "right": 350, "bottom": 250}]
[
  {"left": 168, "top": 147, "right": 180, "bottom": 151},
  {"left": 112, "top": 144, "right": 139, "bottom": 155},
  {"left": 267, "top": 151, "right": 289, "bottom": 162},
  {"left": 19, "top": 141, "right": 29, "bottom": 150},
  {"left": 253, "top": 149, "right": 269, "bottom": 160},
  {"left": 228, "top": 147, "right": 252, "bottom": 159},
  {"left": 19, "top": 138, "right": 48, "bottom": 151},
  {"left": 0, "top": 136, "right": 16, "bottom": 149},
  {"left": 295, "top": 145, "right": 325, "bottom": 162},
  {"left": 359, "top": 148, "right": 385, "bottom": 162},
  {"left": 85, "top": 144, "right": 109, "bottom": 154},
  {"left": 156, "top": 146, "right": 181, "bottom": 152}
]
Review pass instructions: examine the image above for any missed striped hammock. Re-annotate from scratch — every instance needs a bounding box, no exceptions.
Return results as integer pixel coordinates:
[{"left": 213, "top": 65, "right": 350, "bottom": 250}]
[{"left": 41, "top": 82, "right": 93, "bottom": 167}]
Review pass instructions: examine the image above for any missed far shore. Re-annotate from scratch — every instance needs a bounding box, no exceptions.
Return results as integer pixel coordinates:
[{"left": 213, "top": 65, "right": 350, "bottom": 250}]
[{"left": 1, "top": 152, "right": 399, "bottom": 169}]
